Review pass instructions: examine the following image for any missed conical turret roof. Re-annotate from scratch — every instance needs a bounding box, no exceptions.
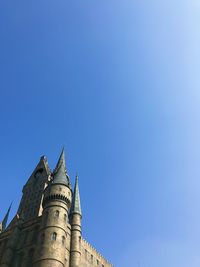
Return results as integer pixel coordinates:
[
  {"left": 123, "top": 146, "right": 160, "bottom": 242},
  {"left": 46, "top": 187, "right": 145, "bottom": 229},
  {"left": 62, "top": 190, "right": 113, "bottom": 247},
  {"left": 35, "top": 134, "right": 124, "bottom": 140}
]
[
  {"left": 53, "top": 148, "right": 70, "bottom": 187},
  {"left": 70, "top": 175, "right": 82, "bottom": 216}
]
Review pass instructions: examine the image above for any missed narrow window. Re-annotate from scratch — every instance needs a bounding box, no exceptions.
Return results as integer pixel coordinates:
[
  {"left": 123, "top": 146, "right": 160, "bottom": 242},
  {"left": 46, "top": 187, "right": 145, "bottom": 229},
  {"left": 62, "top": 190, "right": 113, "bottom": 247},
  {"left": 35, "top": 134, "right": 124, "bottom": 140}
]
[
  {"left": 62, "top": 236, "right": 65, "bottom": 245},
  {"left": 91, "top": 254, "right": 93, "bottom": 263},
  {"left": 51, "top": 232, "right": 57, "bottom": 241},
  {"left": 97, "top": 259, "right": 99, "bottom": 265},
  {"left": 64, "top": 214, "right": 68, "bottom": 222},
  {"left": 54, "top": 210, "right": 59, "bottom": 217}
]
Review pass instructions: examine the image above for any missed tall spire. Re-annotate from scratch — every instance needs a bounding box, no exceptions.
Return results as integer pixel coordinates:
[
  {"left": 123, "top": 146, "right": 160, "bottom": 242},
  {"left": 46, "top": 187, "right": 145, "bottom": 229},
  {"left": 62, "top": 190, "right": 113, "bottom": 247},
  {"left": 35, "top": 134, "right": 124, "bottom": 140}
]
[
  {"left": 70, "top": 175, "right": 82, "bottom": 216},
  {"left": 2, "top": 202, "right": 12, "bottom": 231},
  {"left": 53, "top": 148, "right": 70, "bottom": 186}
]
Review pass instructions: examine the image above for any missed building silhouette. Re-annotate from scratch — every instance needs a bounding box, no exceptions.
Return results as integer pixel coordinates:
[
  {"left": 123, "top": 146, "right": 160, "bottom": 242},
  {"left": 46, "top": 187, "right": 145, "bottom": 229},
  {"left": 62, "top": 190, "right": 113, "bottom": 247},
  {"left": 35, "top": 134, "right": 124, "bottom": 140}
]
[{"left": 0, "top": 149, "right": 112, "bottom": 267}]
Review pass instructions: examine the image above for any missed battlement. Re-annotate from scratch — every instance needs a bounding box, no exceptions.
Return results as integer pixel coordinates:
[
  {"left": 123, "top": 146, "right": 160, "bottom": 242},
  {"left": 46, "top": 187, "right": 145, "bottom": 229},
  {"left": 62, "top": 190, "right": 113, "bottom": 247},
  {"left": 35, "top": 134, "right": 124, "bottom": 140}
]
[{"left": 81, "top": 238, "right": 113, "bottom": 267}]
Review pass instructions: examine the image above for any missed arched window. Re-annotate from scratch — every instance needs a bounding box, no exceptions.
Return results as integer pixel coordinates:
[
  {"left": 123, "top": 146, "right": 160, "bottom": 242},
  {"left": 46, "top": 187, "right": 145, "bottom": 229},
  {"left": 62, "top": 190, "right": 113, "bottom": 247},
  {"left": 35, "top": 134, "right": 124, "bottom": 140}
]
[
  {"left": 51, "top": 232, "right": 57, "bottom": 241},
  {"left": 62, "top": 236, "right": 65, "bottom": 245},
  {"left": 64, "top": 214, "right": 68, "bottom": 222},
  {"left": 54, "top": 210, "right": 59, "bottom": 218}
]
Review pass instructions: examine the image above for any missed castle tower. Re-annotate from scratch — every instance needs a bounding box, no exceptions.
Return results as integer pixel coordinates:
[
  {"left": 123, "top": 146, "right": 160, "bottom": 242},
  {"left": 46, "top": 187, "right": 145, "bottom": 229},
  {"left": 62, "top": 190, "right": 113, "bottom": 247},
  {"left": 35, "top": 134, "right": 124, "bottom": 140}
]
[
  {"left": 69, "top": 175, "right": 82, "bottom": 267},
  {"left": 0, "top": 150, "right": 113, "bottom": 267},
  {"left": 17, "top": 156, "right": 51, "bottom": 221},
  {"left": 33, "top": 149, "right": 72, "bottom": 267}
]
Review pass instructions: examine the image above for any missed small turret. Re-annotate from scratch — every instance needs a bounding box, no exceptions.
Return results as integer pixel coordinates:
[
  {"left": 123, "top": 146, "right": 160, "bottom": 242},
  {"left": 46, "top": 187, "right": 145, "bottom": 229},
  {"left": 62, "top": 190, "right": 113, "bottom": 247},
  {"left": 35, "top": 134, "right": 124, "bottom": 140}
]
[
  {"left": 70, "top": 175, "right": 82, "bottom": 267},
  {"left": 70, "top": 175, "right": 82, "bottom": 217}
]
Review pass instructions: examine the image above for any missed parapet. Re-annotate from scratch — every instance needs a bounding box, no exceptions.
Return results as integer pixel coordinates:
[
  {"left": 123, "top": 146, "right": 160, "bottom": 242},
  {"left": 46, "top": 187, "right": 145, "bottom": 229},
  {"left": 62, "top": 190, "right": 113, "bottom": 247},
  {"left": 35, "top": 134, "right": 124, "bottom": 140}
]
[{"left": 81, "top": 237, "right": 113, "bottom": 267}]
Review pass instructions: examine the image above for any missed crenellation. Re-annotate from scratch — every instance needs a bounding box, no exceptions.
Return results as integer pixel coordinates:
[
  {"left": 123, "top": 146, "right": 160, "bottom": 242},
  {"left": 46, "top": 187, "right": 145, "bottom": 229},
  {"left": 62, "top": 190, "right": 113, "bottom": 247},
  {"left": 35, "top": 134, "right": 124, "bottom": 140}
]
[{"left": 81, "top": 238, "right": 113, "bottom": 267}]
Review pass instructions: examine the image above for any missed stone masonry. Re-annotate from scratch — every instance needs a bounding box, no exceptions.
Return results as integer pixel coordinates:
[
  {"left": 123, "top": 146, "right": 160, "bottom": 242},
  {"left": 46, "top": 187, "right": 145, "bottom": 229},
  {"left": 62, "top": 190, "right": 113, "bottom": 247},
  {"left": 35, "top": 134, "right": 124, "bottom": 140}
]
[{"left": 0, "top": 150, "right": 113, "bottom": 267}]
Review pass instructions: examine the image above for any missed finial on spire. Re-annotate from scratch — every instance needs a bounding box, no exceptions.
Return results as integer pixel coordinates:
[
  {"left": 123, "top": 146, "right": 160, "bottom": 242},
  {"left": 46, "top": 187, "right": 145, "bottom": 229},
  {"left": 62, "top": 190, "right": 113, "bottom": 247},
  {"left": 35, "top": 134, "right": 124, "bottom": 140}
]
[
  {"left": 2, "top": 202, "right": 12, "bottom": 231},
  {"left": 70, "top": 174, "right": 82, "bottom": 217},
  {"left": 53, "top": 148, "right": 71, "bottom": 187}
]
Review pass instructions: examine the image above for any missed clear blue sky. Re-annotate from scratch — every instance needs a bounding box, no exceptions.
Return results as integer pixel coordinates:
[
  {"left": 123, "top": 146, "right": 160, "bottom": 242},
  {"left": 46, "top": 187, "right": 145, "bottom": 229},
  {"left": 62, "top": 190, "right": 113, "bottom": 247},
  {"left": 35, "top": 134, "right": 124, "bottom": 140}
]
[{"left": 0, "top": 1, "right": 200, "bottom": 266}]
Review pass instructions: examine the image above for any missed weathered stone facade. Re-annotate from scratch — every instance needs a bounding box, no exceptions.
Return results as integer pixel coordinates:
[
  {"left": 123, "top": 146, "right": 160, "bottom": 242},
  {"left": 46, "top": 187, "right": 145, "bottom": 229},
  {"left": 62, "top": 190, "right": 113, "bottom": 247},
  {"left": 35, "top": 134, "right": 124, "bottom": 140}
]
[{"left": 0, "top": 150, "right": 113, "bottom": 267}]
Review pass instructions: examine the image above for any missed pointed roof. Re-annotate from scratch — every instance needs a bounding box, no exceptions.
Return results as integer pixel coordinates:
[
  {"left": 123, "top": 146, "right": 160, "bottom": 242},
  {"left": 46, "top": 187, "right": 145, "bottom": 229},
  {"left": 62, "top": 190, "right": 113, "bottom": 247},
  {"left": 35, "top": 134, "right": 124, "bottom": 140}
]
[
  {"left": 70, "top": 175, "right": 82, "bottom": 216},
  {"left": 2, "top": 203, "right": 12, "bottom": 231},
  {"left": 53, "top": 148, "right": 70, "bottom": 186},
  {"left": 24, "top": 155, "right": 51, "bottom": 188}
]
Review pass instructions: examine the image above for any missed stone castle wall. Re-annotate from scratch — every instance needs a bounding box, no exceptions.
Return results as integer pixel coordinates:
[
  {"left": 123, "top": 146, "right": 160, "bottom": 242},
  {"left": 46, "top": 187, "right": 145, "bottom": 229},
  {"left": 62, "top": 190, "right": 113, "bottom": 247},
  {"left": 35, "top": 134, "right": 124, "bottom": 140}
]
[
  {"left": 0, "top": 154, "right": 113, "bottom": 267},
  {"left": 80, "top": 238, "right": 113, "bottom": 267}
]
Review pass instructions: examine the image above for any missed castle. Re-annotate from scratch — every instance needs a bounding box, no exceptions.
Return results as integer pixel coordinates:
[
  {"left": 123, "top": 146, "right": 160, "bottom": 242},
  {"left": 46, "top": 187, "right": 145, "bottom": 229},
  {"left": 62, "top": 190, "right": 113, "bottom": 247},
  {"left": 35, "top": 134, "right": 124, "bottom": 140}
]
[{"left": 0, "top": 149, "right": 112, "bottom": 267}]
